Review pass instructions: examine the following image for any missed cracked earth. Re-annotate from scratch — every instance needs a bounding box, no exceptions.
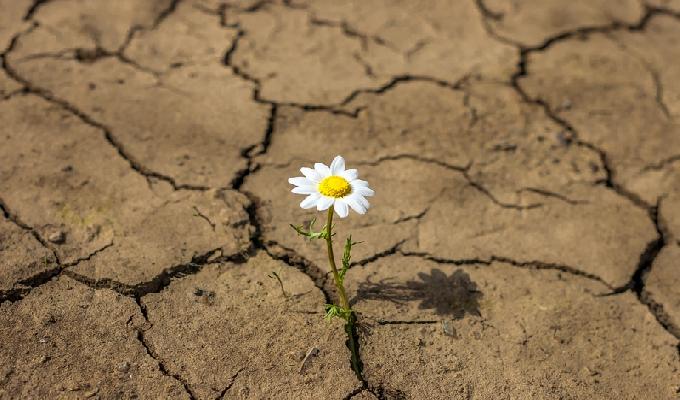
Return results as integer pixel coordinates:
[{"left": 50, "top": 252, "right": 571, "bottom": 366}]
[{"left": 1, "top": 0, "right": 680, "bottom": 399}]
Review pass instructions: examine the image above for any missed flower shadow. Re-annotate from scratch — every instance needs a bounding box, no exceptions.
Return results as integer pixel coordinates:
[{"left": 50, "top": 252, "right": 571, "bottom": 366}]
[{"left": 353, "top": 268, "right": 483, "bottom": 319}]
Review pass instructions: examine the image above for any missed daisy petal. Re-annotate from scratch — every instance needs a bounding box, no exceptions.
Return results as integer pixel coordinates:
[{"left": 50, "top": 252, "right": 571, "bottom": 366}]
[
  {"left": 292, "top": 186, "right": 316, "bottom": 194},
  {"left": 330, "top": 155, "right": 346, "bottom": 175},
  {"left": 316, "top": 196, "right": 334, "bottom": 211},
  {"left": 300, "top": 167, "right": 322, "bottom": 183},
  {"left": 340, "top": 169, "right": 358, "bottom": 181},
  {"left": 288, "top": 176, "right": 312, "bottom": 187},
  {"left": 314, "top": 162, "right": 331, "bottom": 177},
  {"left": 356, "top": 194, "right": 370, "bottom": 209},
  {"left": 300, "top": 194, "right": 320, "bottom": 209},
  {"left": 353, "top": 185, "right": 374, "bottom": 197},
  {"left": 334, "top": 200, "right": 349, "bottom": 218},
  {"left": 346, "top": 194, "right": 367, "bottom": 214},
  {"left": 352, "top": 179, "right": 369, "bottom": 187}
]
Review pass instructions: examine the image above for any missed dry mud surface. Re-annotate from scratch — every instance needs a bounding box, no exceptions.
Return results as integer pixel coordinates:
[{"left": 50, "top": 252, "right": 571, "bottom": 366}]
[{"left": 1, "top": 0, "right": 680, "bottom": 399}]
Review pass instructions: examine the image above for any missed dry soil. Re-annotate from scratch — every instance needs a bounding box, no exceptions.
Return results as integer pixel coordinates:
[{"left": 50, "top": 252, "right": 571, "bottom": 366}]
[{"left": 1, "top": 0, "right": 679, "bottom": 399}]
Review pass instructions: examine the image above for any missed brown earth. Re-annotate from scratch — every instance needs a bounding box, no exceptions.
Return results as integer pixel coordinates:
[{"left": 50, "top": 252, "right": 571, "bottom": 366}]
[{"left": 1, "top": 0, "right": 679, "bottom": 399}]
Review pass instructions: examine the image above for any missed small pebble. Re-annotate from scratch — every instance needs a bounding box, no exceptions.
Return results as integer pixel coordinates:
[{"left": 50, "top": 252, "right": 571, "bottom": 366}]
[
  {"left": 117, "top": 361, "right": 130, "bottom": 373},
  {"left": 442, "top": 320, "right": 458, "bottom": 338},
  {"left": 47, "top": 230, "right": 65, "bottom": 244}
]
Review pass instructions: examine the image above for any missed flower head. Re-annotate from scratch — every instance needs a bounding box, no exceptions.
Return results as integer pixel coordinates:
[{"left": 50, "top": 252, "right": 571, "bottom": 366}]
[{"left": 288, "top": 155, "right": 374, "bottom": 218}]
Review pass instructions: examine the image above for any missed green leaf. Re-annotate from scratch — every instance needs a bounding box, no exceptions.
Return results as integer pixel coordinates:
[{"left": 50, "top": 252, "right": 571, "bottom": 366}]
[
  {"left": 267, "top": 270, "right": 288, "bottom": 298},
  {"left": 324, "top": 303, "right": 352, "bottom": 322},
  {"left": 339, "top": 235, "right": 361, "bottom": 284},
  {"left": 290, "top": 217, "right": 328, "bottom": 240}
]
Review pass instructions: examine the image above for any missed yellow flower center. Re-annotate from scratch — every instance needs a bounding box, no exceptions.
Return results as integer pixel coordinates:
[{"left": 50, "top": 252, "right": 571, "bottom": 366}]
[{"left": 318, "top": 175, "right": 351, "bottom": 198}]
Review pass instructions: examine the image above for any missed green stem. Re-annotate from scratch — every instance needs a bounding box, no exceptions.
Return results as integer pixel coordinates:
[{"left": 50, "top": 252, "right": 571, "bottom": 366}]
[
  {"left": 326, "top": 205, "right": 350, "bottom": 311},
  {"left": 326, "top": 206, "right": 363, "bottom": 379}
]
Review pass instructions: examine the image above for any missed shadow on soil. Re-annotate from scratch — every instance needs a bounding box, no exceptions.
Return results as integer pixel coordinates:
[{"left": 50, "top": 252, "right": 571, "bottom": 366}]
[{"left": 353, "top": 268, "right": 483, "bottom": 318}]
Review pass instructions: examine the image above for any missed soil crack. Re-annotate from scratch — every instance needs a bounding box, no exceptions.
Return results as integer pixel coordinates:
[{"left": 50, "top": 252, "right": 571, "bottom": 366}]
[
  {"left": 399, "top": 251, "right": 612, "bottom": 288},
  {"left": 132, "top": 296, "right": 199, "bottom": 400},
  {"left": 2, "top": 25, "right": 211, "bottom": 192},
  {"left": 308, "top": 14, "right": 394, "bottom": 53},
  {"left": 216, "top": 367, "right": 244, "bottom": 400},
  {"left": 607, "top": 203, "right": 680, "bottom": 339},
  {"left": 0, "top": 197, "right": 58, "bottom": 262},
  {"left": 62, "top": 247, "right": 235, "bottom": 298},
  {"left": 23, "top": 0, "right": 49, "bottom": 21}
]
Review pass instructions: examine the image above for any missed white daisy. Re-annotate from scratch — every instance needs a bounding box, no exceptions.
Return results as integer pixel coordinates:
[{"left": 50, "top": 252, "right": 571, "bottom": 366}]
[{"left": 288, "top": 155, "right": 374, "bottom": 218}]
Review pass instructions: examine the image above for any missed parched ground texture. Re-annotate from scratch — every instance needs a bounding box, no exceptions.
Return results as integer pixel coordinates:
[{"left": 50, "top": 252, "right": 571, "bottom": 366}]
[{"left": 1, "top": 0, "right": 680, "bottom": 399}]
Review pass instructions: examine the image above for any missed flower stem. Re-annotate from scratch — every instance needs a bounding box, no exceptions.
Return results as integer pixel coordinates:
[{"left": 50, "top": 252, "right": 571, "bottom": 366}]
[
  {"left": 326, "top": 205, "right": 350, "bottom": 311},
  {"left": 326, "top": 206, "right": 363, "bottom": 378}
]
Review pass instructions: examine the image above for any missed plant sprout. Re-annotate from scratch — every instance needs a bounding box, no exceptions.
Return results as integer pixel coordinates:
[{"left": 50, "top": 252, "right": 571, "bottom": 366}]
[{"left": 289, "top": 155, "right": 374, "bottom": 375}]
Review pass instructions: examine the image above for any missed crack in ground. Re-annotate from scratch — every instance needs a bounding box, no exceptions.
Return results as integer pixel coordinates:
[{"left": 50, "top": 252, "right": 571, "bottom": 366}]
[
  {"left": 517, "top": 187, "right": 588, "bottom": 205},
  {"left": 641, "top": 154, "right": 680, "bottom": 173},
  {"left": 62, "top": 241, "right": 114, "bottom": 267},
  {"left": 462, "top": 169, "right": 544, "bottom": 210},
  {"left": 216, "top": 367, "right": 243, "bottom": 400},
  {"left": 262, "top": 242, "right": 372, "bottom": 384},
  {"left": 473, "top": 0, "right": 525, "bottom": 48},
  {"left": 337, "top": 73, "right": 470, "bottom": 112},
  {"left": 16, "top": 44, "right": 163, "bottom": 79},
  {"left": 504, "top": 6, "right": 678, "bottom": 210},
  {"left": 606, "top": 204, "right": 680, "bottom": 339},
  {"left": 62, "top": 248, "right": 234, "bottom": 298},
  {"left": 509, "top": 49, "right": 652, "bottom": 212},
  {"left": 192, "top": 206, "right": 216, "bottom": 231},
  {"left": 351, "top": 240, "right": 407, "bottom": 268},
  {"left": 0, "top": 265, "right": 61, "bottom": 303},
  {"left": 239, "top": 191, "right": 373, "bottom": 385},
  {"left": 263, "top": 241, "right": 333, "bottom": 304},
  {"left": 0, "top": 199, "right": 124, "bottom": 303},
  {"left": 342, "top": 387, "right": 367, "bottom": 400},
  {"left": 219, "top": 11, "right": 357, "bottom": 116},
  {"left": 308, "top": 14, "right": 395, "bottom": 53},
  {"left": 56, "top": 247, "right": 257, "bottom": 398},
  {"left": 230, "top": 105, "right": 277, "bottom": 190},
  {"left": 17, "top": 0, "right": 184, "bottom": 78},
  {"left": 0, "top": 197, "right": 58, "bottom": 262},
  {"left": 399, "top": 250, "right": 613, "bottom": 289},
  {"left": 246, "top": 192, "right": 376, "bottom": 383},
  {"left": 355, "top": 153, "right": 555, "bottom": 210},
  {"left": 23, "top": 0, "right": 50, "bottom": 21},
  {"left": 475, "top": 1, "right": 680, "bottom": 48},
  {"left": 474, "top": 0, "right": 504, "bottom": 22},
  {"left": 487, "top": 4, "right": 680, "bottom": 342},
  {"left": 2, "top": 23, "right": 223, "bottom": 193},
  {"left": 576, "top": 139, "right": 653, "bottom": 210},
  {"left": 368, "top": 385, "right": 408, "bottom": 400},
  {"left": 238, "top": 182, "right": 337, "bottom": 303},
  {"left": 132, "top": 296, "right": 199, "bottom": 400},
  {"left": 647, "top": 63, "right": 672, "bottom": 119},
  {"left": 152, "top": 0, "right": 182, "bottom": 29},
  {"left": 25, "top": 87, "right": 207, "bottom": 191},
  {"left": 376, "top": 319, "right": 438, "bottom": 325},
  {"left": 503, "top": 4, "right": 669, "bottom": 52},
  {"left": 2, "top": 27, "right": 208, "bottom": 191},
  {"left": 218, "top": 5, "right": 472, "bottom": 119},
  {"left": 393, "top": 208, "right": 430, "bottom": 224},
  {"left": 355, "top": 153, "right": 468, "bottom": 173},
  {"left": 603, "top": 31, "right": 673, "bottom": 121},
  {"left": 3, "top": 1, "right": 677, "bottom": 395}
]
